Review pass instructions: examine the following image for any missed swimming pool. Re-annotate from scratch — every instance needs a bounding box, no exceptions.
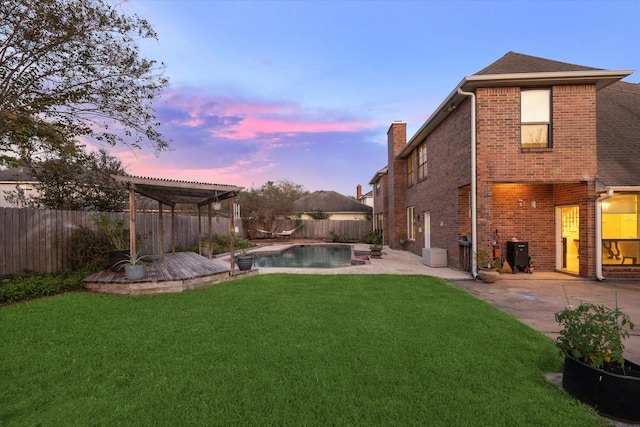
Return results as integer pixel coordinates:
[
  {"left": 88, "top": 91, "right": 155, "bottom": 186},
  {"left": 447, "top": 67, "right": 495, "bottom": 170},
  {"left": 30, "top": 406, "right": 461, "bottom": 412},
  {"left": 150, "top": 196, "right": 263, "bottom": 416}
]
[{"left": 252, "top": 244, "right": 354, "bottom": 268}]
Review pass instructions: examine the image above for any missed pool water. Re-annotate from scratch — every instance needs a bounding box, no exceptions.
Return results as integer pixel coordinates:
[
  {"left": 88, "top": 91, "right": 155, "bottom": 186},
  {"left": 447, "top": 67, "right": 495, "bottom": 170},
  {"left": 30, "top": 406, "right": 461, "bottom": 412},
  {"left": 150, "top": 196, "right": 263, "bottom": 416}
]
[{"left": 252, "top": 244, "right": 353, "bottom": 268}]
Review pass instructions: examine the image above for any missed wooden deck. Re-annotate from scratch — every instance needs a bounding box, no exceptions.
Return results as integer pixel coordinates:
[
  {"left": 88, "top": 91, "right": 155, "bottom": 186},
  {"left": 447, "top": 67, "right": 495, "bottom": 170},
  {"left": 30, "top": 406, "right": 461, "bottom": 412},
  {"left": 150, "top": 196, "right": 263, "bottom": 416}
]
[{"left": 84, "top": 252, "right": 257, "bottom": 295}]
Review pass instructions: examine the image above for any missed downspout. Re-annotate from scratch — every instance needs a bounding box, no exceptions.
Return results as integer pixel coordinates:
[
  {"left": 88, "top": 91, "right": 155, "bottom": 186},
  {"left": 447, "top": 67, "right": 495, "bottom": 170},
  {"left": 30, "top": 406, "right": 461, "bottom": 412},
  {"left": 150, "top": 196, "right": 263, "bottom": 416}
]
[
  {"left": 458, "top": 88, "right": 478, "bottom": 278},
  {"left": 595, "top": 188, "right": 614, "bottom": 281}
]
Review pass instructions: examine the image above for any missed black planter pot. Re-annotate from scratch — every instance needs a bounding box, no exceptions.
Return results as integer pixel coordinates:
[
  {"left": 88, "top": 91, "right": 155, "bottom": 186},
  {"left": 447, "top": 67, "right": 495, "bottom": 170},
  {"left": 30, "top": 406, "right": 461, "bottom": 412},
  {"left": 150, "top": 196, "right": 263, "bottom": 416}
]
[
  {"left": 236, "top": 256, "right": 254, "bottom": 271},
  {"left": 370, "top": 247, "right": 382, "bottom": 259},
  {"left": 108, "top": 250, "right": 129, "bottom": 271},
  {"left": 563, "top": 356, "right": 640, "bottom": 422}
]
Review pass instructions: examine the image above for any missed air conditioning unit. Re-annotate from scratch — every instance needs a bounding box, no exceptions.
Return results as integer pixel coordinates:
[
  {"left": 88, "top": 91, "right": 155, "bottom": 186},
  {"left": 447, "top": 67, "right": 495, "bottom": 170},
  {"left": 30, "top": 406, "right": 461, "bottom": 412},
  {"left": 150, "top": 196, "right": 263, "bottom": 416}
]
[{"left": 422, "top": 248, "right": 447, "bottom": 267}]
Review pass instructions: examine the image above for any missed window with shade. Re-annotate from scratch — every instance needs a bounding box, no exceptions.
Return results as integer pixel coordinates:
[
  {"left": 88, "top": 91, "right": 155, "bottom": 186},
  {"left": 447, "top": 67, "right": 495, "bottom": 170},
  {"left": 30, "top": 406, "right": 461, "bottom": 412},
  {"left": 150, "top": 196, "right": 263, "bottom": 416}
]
[
  {"left": 418, "top": 141, "right": 427, "bottom": 181},
  {"left": 521, "top": 89, "right": 551, "bottom": 148},
  {"left": 406, "top": 153, "right": 415, "bottom": 187}
]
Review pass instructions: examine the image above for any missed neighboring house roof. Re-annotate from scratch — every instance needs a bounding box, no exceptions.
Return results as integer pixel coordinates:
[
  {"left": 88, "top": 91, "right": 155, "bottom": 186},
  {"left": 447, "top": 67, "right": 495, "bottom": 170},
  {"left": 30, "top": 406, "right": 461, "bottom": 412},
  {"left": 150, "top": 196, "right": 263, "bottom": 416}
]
[
  {"left": 0, "top": 167, "right": 37, "bottom": 182},
  {"left": 292, "top": 190, "right": 372, "bottom": 214},
  {"left": 596, "top": 80, "right": 640, "bottom": 187}
]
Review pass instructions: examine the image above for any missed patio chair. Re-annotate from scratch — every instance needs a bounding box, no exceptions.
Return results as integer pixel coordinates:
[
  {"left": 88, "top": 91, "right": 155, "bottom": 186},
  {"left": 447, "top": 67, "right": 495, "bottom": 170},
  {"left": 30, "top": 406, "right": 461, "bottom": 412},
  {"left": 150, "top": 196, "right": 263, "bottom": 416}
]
[{"left": 619, "top": 240, "right": 639, "bottom": 265}]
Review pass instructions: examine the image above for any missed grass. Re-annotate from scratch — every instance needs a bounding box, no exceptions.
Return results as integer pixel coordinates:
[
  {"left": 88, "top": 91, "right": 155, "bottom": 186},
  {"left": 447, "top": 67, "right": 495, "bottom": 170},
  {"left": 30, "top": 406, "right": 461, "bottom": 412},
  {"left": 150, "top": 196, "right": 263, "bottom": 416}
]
[{"left": 0, "top": 274, "right": 606, "bottom": 426}]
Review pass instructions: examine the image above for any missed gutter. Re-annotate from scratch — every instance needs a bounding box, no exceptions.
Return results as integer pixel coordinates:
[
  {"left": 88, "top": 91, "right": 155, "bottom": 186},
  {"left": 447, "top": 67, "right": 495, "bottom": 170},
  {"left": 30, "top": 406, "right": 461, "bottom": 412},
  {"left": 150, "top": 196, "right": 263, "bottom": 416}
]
[{"left": 457, "top": 88, "right": 478, "bottom": 278}]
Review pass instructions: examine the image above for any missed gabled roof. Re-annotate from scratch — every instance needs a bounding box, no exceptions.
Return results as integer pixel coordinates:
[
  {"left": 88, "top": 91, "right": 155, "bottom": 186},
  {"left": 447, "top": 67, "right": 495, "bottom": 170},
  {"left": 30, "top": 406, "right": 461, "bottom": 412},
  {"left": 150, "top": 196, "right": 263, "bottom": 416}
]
[
  {"left": 399, "top": 52, "right": 633, "bottom": 157},
  {"left": 596, "top": 81, "right": 640, "bottom": 187},
  {"left": 0, "top": 167, "right": 36, "bottom": 182},
  {"left": 474, "top": 51, "right": 598, "bottom": 75},
  {"left": 292, "top": 190, "right": 372, "bottom": 214}
]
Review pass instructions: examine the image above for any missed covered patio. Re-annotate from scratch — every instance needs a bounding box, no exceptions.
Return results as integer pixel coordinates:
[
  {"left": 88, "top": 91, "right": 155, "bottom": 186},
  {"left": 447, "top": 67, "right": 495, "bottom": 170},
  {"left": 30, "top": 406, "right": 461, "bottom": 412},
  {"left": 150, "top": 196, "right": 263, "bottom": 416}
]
[{"left": 83, "top": 175, "right": 249, "bottom": 295}]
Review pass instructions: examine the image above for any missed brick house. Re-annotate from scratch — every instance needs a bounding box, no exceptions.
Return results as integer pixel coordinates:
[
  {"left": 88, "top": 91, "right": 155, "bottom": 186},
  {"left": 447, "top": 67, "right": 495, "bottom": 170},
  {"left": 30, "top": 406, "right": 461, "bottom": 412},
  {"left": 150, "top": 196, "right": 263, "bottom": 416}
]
[{"left": 370, "top": 52, "right": 640, "bottom": 280}]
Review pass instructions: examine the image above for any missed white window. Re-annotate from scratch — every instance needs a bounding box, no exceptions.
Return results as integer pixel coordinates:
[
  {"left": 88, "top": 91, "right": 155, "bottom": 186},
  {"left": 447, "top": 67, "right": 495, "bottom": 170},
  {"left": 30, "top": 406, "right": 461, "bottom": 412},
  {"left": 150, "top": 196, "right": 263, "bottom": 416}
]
[
  {"left": 407, "top": 206, "right": 415, "bottom": 240},
  {"left": 521, "top": 89, "right": 551, "bottom": 148}
]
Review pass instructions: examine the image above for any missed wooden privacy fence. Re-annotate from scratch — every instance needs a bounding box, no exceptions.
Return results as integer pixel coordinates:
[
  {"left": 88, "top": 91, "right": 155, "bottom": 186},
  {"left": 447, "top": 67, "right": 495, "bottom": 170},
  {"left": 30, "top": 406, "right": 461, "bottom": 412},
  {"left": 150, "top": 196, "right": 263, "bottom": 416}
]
[
  {"left": 0, "top": 208, "right": 234, "bottom": 275},
  {"left": 0, "top": 208, "right": 373, "bottom": 275},
  {"left": 246, "top": 219, "right": 373, "bottom": 241}
]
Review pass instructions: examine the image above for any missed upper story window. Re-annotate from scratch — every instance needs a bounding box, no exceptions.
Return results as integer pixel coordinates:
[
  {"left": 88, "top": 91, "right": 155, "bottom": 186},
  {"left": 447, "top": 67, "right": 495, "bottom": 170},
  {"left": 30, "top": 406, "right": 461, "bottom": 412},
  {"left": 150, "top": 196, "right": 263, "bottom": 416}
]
[
  {"left": 417, "top": 141, "right": 427, "bottom": 181},
  {"left": 375, "top": 181, "right": 381, "bottom": 196},
  {"left": 521, "top": 89, "right": 551, "bottom": 148},
  {"left": 406, "top": 153, "right": 415, "bottom": 187}
]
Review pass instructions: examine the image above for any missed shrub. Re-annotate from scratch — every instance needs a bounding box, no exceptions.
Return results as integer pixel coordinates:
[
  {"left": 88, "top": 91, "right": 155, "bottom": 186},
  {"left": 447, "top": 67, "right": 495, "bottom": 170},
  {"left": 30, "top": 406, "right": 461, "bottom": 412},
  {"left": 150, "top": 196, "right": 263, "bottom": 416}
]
[
  {"left": 328, "top": 231, "right": 350, "bottom": 243},
  {"left": 67, "top": 226, "right": 110, "bottom": 272},
  {"left": 200, "top": 235, "right": 253, "bottom": 255},
  {"left": 0, "top": 270, "right": 88, "bottom": 305}
]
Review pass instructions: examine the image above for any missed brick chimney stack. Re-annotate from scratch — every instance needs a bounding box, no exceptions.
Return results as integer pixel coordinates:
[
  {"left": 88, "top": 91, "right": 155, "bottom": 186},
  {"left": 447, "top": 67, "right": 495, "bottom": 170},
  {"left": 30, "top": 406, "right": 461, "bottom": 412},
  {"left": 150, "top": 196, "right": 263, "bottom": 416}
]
[
  {"left": 356, "top": 184, "right": 362, "bottom": 201},
  {"left": 387, "top": 121, "right": 407, "bottom": 248}
]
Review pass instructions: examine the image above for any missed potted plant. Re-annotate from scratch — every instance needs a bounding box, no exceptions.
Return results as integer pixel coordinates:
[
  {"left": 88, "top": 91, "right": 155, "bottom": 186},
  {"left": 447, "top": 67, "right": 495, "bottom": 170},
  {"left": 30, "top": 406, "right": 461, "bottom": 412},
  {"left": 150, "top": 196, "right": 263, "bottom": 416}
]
[
  {"left": 369, "top": 233, "right": 383, "bottom": 258},
  {"left": 476, "top": 249, "right": 500, "bottom": 283},
  {"left": 398, "top": 230, "right": 407, "bottom": 245},
  {"left": 235, "top": 249, "right": 254, "bottom": 271},
  {"left": 114, "top": 250, "right": 150, "bottom": 281},
  {"left": 555, "top": 298, "right": 640, "bottom": 422}
]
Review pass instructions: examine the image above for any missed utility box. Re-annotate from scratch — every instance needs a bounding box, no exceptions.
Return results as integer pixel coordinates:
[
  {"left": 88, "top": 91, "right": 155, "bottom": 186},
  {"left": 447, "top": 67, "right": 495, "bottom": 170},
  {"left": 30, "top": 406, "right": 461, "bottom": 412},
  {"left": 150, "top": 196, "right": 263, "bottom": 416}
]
[
  {"left": 507, "top": 241, "right": 529, "bottom": 273},
  {"left": 423, "top": 248, "right": 447, "bottom": 268}
]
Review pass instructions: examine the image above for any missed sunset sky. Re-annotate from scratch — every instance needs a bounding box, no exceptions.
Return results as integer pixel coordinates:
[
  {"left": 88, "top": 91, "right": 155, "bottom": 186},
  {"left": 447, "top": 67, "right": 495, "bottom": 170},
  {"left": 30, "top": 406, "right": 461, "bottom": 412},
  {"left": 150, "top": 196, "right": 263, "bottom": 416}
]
[{"left": 110, "top": 0, "right": 640, "bottom": 197}]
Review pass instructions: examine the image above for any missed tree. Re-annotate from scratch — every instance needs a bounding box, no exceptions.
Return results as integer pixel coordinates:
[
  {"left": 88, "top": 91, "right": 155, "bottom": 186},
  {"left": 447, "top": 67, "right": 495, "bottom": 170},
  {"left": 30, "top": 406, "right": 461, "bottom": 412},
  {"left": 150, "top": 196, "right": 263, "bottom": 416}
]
[
  {"left": 0, "top": 0, "right": 169, "bottom": 168},
  {"left": 5, "top": 148, "right": 128, "bottom": 211},
  {"left": 239, "top": 180, "right": 309, "bottom": 221}
]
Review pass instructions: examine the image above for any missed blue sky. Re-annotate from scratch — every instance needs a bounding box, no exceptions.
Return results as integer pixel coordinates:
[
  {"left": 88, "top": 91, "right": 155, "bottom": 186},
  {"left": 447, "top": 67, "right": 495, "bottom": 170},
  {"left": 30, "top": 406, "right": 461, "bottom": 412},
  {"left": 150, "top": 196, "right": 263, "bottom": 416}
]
[{"left": 110, "top": 0, "right": 640, "bottom": 197}]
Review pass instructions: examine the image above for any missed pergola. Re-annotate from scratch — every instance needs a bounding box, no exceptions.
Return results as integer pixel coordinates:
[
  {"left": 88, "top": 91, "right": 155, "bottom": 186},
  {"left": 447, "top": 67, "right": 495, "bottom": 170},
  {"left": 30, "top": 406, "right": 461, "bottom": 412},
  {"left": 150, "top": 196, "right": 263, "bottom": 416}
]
[{"left": 111, "top": 175, "right": 243, "bottom": 265}]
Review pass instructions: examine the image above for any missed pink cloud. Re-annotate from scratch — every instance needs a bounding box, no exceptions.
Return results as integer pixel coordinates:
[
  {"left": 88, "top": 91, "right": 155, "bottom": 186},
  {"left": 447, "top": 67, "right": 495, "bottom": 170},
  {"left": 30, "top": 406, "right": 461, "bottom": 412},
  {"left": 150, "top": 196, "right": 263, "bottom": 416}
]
[{"left": 160, "top": 89, "right": 376, "bottom": 141}]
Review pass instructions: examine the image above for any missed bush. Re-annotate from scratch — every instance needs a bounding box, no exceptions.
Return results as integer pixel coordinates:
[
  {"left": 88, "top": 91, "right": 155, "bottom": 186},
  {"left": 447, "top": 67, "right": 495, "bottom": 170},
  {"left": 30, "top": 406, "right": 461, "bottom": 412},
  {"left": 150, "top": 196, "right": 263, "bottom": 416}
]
[
  {"left": 67, "top": 226, "right": 110, "bottom": 272},
  {"left": 200, "top": 235, "right": 253, "bottom": 255},
  {"left": 0, "top": 270, "right": 88, "bottom": 305}
]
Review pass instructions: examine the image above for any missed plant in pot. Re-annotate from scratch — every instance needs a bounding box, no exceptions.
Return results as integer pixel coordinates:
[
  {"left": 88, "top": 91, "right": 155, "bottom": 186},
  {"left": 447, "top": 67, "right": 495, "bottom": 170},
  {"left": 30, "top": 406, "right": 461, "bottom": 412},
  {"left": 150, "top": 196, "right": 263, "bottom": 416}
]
[
  {"left": 398, "top": 230, "right": 407, "bottom": 245},
  {"left": 369, "top": 233, "right": 383, "bottom": 259},
  {"left": 114, "top": 251, "right": 150, "bottom": 281},
  {"left": 476, "top": 249, "right": 500, "bottom": 283},
  {"left": 555, "top": 297, "right": 640, "bottom": 422},
  {"left": 235, "top": 248, "right": 254, "bottom": 271},
  {"left": 92, "top": 213, "right": 129, "bottom": 271}
]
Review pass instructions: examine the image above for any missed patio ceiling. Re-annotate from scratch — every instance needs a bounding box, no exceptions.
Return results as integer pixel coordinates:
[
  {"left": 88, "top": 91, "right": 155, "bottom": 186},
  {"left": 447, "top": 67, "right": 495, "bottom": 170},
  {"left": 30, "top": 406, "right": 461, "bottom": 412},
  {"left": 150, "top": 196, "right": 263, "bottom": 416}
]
[{"left": 111, "top": 175, "right": 244, "bottom": 207}]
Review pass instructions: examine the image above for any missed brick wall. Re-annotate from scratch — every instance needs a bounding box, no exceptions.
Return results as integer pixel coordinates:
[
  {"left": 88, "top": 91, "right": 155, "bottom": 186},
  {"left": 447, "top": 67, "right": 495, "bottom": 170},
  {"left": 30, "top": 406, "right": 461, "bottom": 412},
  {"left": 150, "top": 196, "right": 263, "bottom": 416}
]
[
  {"left": 402, "top": 99, "right": 472, "bottom": 267},
  {"left": 476, "top": 85, "right": 597, "bottom": 182},
  {"left": 384, "top": 81, "right": 630, "bottom": 277}
]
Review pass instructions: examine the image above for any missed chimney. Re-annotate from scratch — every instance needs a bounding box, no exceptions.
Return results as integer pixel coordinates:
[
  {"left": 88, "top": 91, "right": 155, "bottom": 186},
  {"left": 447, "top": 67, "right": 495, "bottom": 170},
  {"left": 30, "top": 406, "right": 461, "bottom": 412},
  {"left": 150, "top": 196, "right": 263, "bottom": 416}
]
[
  {"left": 356, "top": 184, "right": 362, "bottom": 201},
  {"left": 387, "top": 121, "right": 407, "bottom": 248}
]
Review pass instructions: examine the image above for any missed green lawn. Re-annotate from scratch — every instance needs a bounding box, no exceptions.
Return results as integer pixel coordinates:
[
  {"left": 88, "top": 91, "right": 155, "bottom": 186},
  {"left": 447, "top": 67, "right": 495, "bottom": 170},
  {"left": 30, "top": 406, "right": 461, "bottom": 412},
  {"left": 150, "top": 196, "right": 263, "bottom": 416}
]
[{"left": 0, "top": 274, "right": 605, "bottom": 426}]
